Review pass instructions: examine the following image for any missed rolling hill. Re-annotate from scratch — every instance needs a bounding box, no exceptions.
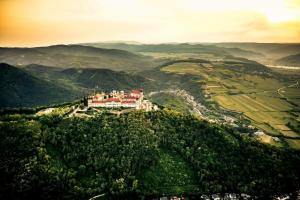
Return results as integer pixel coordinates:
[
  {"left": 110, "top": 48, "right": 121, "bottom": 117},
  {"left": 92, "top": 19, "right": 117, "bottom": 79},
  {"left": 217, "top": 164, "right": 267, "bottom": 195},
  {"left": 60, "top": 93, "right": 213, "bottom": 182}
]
[
  {"left": 0, "top": 63, "right": 78, "bottom": 107},
  {"left": 61, "top": 68, "right": 152, "bottom": 91},
  {"left": 0, "top": 45, "right": 159, "bottom": 71},
  {"left": 0, "top": 63, "right": 157, "bottom": 107},
  {"left": 215, "top": 43, "right": 300, "bottom": 56},
  {"left": 23, "top": 64, "right": 155, "bottom": 91},
  {"left": 277, "top": 53, "right": 300, "bottom": 66},
  {"left": 23, "top": 64, "right": 64, "bottom": 82},
  {"left": 214, "top": 43, "right": 300, "bottom": 64},
  {"left": 82, "top": 42, "right": 264, "bottom": 59}
]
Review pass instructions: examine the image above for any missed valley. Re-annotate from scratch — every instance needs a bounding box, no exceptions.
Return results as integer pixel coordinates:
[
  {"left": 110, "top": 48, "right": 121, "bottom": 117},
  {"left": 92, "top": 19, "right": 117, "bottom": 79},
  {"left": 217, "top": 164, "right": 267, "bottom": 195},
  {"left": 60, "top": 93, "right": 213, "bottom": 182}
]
[
  {"left": 1, "top": 43, "right": 300, "bottom": 199},
  {"left": 1, "top": 44, "right": 299, "bottom": 150},
  {"left": 159, "top": 60, "right": 300, "bottom": 149},
  {"left": 2, "top": 0, "right": 300, "bottom": 198}
]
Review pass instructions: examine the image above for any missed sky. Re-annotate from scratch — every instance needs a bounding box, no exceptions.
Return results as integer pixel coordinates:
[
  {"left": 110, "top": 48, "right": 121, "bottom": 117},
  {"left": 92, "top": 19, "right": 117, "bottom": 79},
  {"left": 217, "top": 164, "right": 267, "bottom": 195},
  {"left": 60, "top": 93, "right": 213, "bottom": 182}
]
[{"left": 1, "top": 0, "right": 300, "bottom": 47}]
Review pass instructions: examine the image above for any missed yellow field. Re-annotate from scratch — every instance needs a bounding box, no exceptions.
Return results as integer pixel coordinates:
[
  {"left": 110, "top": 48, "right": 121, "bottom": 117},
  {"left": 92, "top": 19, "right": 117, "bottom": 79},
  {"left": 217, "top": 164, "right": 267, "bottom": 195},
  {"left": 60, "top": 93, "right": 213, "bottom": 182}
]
[{"left": 214, "top": 94, "right": 298, "bottom": 138}]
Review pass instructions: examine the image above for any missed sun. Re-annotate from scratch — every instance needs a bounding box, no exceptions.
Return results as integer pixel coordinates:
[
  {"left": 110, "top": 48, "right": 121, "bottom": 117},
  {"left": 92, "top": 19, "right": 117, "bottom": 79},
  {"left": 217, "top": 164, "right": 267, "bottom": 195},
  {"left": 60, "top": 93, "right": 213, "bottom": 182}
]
[
  {"left": 265, "top": 8, "right": 298, "bottom": 23},
  {"left": 261, "top": 1, "right": 299, "bottom": 23}
]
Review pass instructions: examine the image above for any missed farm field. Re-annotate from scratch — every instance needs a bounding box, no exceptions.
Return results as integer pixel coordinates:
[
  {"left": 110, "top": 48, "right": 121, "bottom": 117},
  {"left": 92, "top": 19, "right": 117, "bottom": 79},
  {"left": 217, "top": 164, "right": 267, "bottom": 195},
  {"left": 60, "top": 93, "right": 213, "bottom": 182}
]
[{"left": 161, "top": 61, "right": 300, "bottom": 149}]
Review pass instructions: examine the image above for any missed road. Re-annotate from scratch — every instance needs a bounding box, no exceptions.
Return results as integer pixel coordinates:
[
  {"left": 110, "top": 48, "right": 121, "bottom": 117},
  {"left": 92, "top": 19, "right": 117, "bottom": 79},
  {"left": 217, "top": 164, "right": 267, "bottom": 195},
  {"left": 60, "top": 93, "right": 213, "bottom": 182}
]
[{"left": 277, "top": 81, "right": 299, "bottom": 98}]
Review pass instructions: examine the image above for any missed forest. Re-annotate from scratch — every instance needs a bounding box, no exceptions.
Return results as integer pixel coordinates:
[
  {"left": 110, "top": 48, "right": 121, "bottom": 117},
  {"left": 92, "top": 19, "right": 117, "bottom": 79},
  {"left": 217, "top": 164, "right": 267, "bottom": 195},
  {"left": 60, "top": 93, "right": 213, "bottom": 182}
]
[{"left": 1, "top": 109, "right": 300, "bottom": 199}]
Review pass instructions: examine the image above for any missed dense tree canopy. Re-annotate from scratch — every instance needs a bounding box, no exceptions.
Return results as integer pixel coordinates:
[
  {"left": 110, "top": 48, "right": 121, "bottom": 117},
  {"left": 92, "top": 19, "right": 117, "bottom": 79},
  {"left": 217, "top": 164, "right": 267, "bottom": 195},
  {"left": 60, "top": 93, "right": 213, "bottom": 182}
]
[{"left": 1, "top": 110, "right": 300, "bottom": 199}]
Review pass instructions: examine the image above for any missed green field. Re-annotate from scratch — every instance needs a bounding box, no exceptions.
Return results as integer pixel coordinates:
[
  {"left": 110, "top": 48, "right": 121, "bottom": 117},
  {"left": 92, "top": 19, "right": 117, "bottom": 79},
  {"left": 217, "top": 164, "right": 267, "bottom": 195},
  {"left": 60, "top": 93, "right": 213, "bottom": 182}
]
[{"left": 161, "top": 61, "right": 300, "bottom": 149}]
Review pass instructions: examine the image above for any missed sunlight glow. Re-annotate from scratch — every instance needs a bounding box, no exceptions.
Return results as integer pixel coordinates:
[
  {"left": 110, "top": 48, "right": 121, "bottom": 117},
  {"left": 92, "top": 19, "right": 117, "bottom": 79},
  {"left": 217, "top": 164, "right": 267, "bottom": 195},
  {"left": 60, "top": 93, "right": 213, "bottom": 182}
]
[
  {"left": 0, "top": 0, "right": 300, "bottom": 46},
  {"left": 260, "top": 0, "right": 299, "bottom": 23}
]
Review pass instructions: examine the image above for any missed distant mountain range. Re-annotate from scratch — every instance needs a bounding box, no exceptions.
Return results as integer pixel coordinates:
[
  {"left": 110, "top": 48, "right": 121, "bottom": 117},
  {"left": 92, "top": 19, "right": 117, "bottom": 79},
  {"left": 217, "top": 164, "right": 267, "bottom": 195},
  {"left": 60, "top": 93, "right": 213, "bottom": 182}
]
[
  {"left": 2, "top": 43, "right": 299, "bottom": 72},
  {"left": 214, "top": 43, "right": 300, "bottom": 65},
  {"left": 214, "top": 43, "right": 300, "bottom": 57},
  {"left": 82, "top": 42, "right": 264, "bottom": 59},
  {"left": 0, "top": 44, "right": 159, "bottom": 71},
  {"left": 83, "top": 42, "right": 300, "bottom": 65}
]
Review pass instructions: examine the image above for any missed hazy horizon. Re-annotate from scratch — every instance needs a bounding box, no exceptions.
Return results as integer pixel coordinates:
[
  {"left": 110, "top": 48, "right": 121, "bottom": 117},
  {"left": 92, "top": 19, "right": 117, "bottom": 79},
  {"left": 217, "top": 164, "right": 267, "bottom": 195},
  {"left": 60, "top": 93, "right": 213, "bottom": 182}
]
[
  {"left": 2, "top": 41, "right": 300, "bottom": 49},
  {"left": 1, "top": 0, "right": 300, "bottom": 47}
]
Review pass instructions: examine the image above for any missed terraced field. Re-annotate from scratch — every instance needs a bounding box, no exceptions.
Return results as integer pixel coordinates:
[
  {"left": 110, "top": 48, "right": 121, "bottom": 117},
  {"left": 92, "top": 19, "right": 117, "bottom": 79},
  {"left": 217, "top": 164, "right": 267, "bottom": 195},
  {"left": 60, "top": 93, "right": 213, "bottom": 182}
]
[{"left": 161, "top": 61, "right": 300, "bottom": 149}]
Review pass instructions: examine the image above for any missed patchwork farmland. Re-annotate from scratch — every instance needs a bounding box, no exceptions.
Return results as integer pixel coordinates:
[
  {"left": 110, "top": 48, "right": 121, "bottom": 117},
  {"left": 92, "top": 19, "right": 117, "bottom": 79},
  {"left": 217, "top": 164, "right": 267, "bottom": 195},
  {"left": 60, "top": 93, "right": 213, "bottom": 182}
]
[{"left": 161, "top": 61, "right": 300, "bottom": 149}]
